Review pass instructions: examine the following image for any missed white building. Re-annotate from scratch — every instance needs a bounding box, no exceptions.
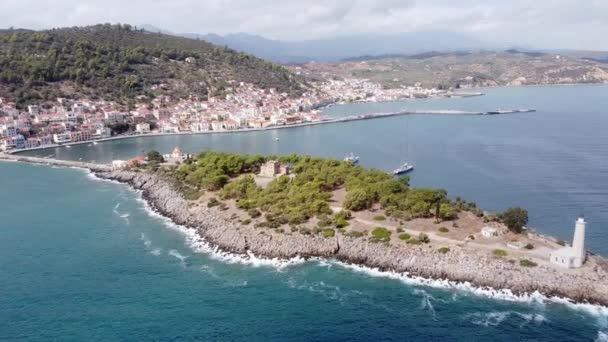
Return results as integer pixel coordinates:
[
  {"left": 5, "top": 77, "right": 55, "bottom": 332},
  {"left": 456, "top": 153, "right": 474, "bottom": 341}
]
[
  {"left": 135, "top": 123, "right": 151, "bottom": 134},
  {"left": 53, "top": 133, "right": 72, "bottom": 144},
  {"left": 481, "top": 226, "right": 499, "bottom": 238},
  {"left": 550, "top": 217, "right": 587, "bottom": 268}
]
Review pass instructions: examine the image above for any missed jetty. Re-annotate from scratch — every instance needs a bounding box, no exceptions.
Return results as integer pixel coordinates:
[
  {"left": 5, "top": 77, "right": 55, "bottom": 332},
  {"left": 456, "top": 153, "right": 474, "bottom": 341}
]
[{"left": 0, "top": 153, "right": 112, "bottom": 172}]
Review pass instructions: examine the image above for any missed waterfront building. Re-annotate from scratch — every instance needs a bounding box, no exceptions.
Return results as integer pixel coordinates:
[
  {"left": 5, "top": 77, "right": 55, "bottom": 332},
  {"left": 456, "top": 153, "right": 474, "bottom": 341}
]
[
  {"left": 135, "top": 123, "right": 151, "bottom": 134},
  {"left": 53, "top": 133, "right": 72, "bottom": 144},
  {"left": 550, "top": 217, "right": 587, "bottom": 268}
]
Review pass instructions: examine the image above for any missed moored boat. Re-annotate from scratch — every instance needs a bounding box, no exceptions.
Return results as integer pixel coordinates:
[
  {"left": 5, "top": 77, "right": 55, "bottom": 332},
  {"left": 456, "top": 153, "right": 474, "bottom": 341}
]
[
  {"left": 393, "top": 161, "right": 414, "bottom": 175},
  {"left": 344, "top": 153, "right": 359, "bottom": 164}
]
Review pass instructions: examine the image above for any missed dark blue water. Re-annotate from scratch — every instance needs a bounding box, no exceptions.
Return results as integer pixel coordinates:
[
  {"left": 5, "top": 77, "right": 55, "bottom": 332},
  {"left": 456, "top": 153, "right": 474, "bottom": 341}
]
[
  {"left": 1, "top": 162, "right": 607, "bottom": 341},
  {"left": 22, "top": 85, "right": 608, "bottom": 254}
]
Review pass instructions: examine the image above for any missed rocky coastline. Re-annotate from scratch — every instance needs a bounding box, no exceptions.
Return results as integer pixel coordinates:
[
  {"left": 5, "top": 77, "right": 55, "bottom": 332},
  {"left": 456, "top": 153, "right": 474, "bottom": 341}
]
[{"left": 95, "top": 169, "right": 608, "bottom": 306}]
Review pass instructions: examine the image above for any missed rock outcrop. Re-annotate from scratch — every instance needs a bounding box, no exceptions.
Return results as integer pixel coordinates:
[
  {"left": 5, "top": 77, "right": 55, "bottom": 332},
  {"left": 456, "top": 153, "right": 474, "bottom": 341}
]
[{"left": 96, "top": 170, "right": 608, "bottom": 306}]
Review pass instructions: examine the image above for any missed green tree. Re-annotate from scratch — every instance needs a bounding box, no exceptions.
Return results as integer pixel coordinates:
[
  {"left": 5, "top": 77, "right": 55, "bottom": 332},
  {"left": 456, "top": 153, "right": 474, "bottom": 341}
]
[
  {"left": 146, "top": 150, "right": 164, "bottom": 163},
  {"left": 501, "top": 207, "right": 528, "bottom": 233},
  {"left": 343, "top": 188, "right": 374, "bottom": 211}
]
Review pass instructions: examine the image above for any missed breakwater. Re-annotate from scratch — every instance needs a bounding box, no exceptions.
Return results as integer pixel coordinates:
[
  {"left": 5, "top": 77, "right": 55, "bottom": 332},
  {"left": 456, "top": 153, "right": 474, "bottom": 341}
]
[
  {"left": 7, "top": 108, "right": 533, "bottom": 155},
  {"left": 0, "top": 153, "right": 112, "bottom": 171}
]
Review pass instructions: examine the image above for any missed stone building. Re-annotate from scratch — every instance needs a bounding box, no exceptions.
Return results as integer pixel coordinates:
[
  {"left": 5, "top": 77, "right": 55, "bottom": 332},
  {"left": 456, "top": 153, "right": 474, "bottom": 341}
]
[{"left": 259, "top": 160, "right": 290, "bottom": 178}]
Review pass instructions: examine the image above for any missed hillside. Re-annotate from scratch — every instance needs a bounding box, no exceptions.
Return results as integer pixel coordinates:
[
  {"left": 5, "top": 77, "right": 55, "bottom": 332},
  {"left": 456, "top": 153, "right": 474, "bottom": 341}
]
[
  {"left": 295, "top": 50, "right": 608, "bottom": 89},
  {"left": 0, "top": 24, "right": 305, "bottom": 108}
]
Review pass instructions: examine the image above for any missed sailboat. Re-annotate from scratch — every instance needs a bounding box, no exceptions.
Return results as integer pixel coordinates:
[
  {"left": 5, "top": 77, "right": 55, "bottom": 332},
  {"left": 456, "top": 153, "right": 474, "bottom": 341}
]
[{"left": 393, "top": 113, "right": 414, "bottom": 175}]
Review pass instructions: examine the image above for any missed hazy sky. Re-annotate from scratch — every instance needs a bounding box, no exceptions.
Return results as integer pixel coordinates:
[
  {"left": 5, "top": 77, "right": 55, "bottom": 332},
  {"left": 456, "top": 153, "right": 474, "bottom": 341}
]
[{"left": 1, "top": 0, "right": 607, "bottom": 50}]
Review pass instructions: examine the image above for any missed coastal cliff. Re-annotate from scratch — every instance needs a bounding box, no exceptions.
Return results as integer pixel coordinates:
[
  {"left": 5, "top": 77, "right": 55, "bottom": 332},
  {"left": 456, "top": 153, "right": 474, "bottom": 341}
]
[{"left": 96, "top": 170, "right": 608, "bottom": 306}]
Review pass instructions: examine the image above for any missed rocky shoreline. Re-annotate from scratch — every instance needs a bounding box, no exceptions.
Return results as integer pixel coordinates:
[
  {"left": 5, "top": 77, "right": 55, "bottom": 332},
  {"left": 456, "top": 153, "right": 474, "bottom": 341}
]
[{"left": 95, "top": 169, "right": 608, "bottom": 306}]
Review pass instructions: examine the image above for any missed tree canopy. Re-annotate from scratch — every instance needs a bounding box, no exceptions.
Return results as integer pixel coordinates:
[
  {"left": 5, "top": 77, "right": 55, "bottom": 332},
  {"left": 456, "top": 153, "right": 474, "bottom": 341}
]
[{"left": 0, "top": 24, "right": 305, "bottom": 108}]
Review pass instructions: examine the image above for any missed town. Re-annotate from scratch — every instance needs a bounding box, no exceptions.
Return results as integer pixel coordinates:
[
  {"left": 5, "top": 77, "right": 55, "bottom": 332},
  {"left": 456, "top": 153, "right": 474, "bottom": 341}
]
[{"left": 0, "top": 78, "right": 452, "bottom": 152}]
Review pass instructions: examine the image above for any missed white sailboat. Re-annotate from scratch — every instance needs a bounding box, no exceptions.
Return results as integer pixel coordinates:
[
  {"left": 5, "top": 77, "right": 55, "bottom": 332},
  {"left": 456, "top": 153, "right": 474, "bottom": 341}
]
[{"left": 393, "top": 113, "right": 414, "bottom": 175}]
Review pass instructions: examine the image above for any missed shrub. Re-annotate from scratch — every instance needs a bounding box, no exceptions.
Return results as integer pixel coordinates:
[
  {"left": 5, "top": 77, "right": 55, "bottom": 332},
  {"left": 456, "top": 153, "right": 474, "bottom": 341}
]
[
  {"left": 183, "top": 188, "right": 202, "bottom": 200},
  {"left": 493, "top": 249, "right": 508, "bottom": 257},
  {"left": 291, "top": 226, "right": 299, "bottom": 232},
  {"left": 242, "top": 219, "right": 252, "bottom": 225},
  {"left": 438, "top": 227, "right": 450, "bottom": 233},
  {"left": 406, "top": 239, "right": 422, "bottom": 245},
  {"left": 299, "top": 228, "right": 312, "bottom": 235},
  {"left": 323, "top": 229, "right": 336, "bottom": 238},
  {"left": 557, "top": 240, "right": 566, "bottom": 246},
  {"left": 219, "top": 203, "right": 228, "bottom": 211},
  {"left": 467, "top": 235, "right": 475, "bottom": 240},
  {"left": 346, "top": 230, "right": 365, "bottom": 238},
  {"left": 371, "top": 227, "right": 392, "bottom": 242},
  {"left": 437, "top": 247, "right": 450, "bottom": 254},
  {"left": 276, "top": 228, "right": 285, "bottom": 233},
  {"left": 335, "top": 210, "right": 352, "bottom": 221},
  {"left": 248, "top": 208, "right": 261, "bottom": 218},
  {"left": 501, "top": 207, "right": 529, "bottom": 234},
  {"left": 207, "top": 197, "right": 220, "bottom": 208},
  {"left": 373, "top": 215, "right": 386, "bottom": 221},
  {"left": 396, "top": 227, "right": 404, "bottom": 233},
  {"left": 520, "top": 259, "right": 538, "bottom": 267},
  {"left": 317, "top": 215, "right": 333, "bottom": 228},
  {"left": 418, "top": 233, "right": 430, "bottom": 244},
  {"left": 524, "top": 243, "right": 534, "bottom": 250},
  {"left": 439, "top": 203, "right": 457, "bottom": 220},
  {"left": 335, "top": 217, "right": 349, "bottom": 228},
  {"left": 398, "top": 233, "right": 411, "bottom": 241}
]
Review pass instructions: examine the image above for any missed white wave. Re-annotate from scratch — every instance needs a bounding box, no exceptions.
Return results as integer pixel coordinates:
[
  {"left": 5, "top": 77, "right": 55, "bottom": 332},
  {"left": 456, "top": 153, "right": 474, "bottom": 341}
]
[
  {"left": 135, "top": 196, "right": 306, "bottom": 271},
  {"left": 168, "top": 249, "right": 188, "bottom": 263},
  {"left": 140, "top": 233, "right": 162, "bottom": 256},
  {"left": 597, "top": 331, "right": 608, "bottom": 342},
  {"left": 85, "top": 171, "right": 123, "bottom": 185},
  {"left": 199, "top": 265, "right": 248, "bottom": 287},
  {"left": 334, "top": 261, "right": 608, "bottom": 317},
  {"left": 466, "top": 311, "right": 547, "bottom": 328},
  {"left": 140, "top": 233, "right": 152, "bottom": 248}
]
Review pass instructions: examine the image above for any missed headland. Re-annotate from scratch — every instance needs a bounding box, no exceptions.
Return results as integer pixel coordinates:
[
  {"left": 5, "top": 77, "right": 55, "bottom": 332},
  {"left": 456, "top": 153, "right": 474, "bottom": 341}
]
[{"left": 2, "top": 151, "right": 607, "bottom": 306}]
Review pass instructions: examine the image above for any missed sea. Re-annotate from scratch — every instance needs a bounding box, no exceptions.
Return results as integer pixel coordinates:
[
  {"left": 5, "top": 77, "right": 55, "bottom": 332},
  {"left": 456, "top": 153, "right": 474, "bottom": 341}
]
[{"left": 2, "top": 84, "right": 608, "bottom": 341}]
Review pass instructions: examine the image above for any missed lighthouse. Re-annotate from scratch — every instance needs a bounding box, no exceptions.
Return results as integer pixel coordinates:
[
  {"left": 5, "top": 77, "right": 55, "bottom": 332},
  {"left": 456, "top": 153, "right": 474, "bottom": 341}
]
[
  {"left": 571, "top": 216, "right": 587, "bottom": 267},
  {"left": 550, "top": 216, "right": 587, "bottom": 268}
]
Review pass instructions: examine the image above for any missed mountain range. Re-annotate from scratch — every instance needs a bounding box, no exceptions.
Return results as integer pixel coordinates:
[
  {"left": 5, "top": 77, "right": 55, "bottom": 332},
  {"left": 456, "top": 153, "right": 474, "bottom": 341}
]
[{"left": 141, "top": 25, "right": 492, "bottom": 63}]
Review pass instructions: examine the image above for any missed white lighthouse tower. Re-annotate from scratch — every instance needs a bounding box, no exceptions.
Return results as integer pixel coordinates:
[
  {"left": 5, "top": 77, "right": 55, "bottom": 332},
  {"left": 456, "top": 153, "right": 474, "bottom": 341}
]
[
  {"left": 571, "top": 216, "right": 586, "bottom": 267},
  {"left": 550, "top": 216, "right": 587, "bottom": 268}
]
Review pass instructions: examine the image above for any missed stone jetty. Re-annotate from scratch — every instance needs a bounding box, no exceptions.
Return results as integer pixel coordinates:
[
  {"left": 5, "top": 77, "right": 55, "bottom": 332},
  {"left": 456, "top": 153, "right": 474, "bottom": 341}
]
[
  {"left": 0, "top": 153, "right": 112, "bottom": 172},
  {"left": 95, "top": 169, "right": 608, "bottom": 306}
]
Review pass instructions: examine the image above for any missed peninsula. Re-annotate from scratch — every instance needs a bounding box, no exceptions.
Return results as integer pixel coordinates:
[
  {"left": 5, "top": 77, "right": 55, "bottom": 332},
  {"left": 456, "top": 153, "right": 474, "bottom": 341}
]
[{"left": 19, "top": 149, "right": 601, "bottom": 306}]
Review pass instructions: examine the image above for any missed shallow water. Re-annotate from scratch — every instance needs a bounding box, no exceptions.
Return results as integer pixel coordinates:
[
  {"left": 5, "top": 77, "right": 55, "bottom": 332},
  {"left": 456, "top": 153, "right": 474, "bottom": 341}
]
[{"left": 1, "top": 162, "right": 607, "bottom": 341}]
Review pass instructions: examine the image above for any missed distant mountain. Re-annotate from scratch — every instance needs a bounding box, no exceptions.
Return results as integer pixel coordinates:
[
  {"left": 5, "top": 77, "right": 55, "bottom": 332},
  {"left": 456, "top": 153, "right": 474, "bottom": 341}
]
[
  {"left": 0, "top": 24, "right": 305, "bottom": 108},
  {"left": 180, "top": 31, "right": 489, "bottom": 63}
]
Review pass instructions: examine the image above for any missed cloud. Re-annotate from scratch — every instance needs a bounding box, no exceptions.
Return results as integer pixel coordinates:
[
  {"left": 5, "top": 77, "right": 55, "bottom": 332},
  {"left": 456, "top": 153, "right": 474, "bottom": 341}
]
[{"left": 0, "top": 0, "right": 607, "bottom": 50}]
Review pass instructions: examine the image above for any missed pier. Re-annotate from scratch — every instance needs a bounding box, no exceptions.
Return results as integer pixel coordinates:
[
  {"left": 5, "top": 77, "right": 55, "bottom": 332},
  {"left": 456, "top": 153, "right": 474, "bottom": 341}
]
[{"left": 0, "top": 153, "right": 112, "bottom": 171}]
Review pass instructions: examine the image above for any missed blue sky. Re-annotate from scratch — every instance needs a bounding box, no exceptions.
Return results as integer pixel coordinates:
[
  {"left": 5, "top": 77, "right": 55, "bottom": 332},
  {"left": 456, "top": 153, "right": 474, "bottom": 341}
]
[{"left": 1, "top": 0, "right": 607, "bottom": 50}]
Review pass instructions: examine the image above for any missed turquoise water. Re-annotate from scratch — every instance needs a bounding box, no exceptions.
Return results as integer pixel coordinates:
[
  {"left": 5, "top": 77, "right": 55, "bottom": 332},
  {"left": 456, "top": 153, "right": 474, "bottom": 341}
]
[
  {"left": 1, "top": 162, "right": 607, "bottom": 341},
  {"left": 23, "top": 84, "right": 608, "bottom": 254}
]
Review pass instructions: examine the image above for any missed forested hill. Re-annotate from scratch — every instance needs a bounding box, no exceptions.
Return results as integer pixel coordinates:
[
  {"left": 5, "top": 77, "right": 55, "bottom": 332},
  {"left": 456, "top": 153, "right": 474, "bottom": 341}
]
[{"left": 0, "top": 24, "right": 306, "bottom": 108}]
